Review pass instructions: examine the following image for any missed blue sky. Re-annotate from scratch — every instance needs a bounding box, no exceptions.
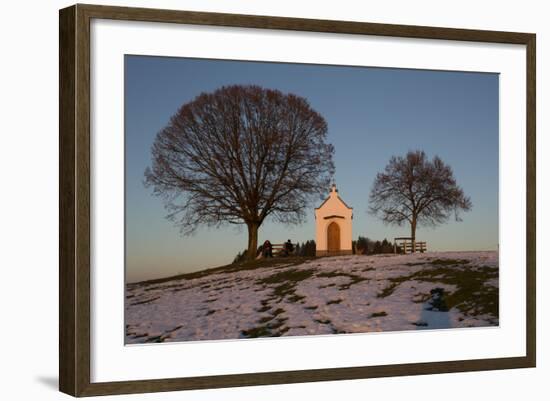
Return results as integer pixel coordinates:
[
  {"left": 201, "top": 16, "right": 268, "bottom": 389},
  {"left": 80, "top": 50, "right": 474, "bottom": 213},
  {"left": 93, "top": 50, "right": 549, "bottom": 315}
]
[{"left": 125, "top": 55, "right": 499, "bottom": 282}]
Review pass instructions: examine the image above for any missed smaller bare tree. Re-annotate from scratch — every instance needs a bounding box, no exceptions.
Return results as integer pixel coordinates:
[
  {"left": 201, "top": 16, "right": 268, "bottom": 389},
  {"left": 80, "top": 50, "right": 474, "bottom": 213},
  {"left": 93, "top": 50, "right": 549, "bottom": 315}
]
[{"left": 369, "top": 150, "right": 472, "bottom": 249}]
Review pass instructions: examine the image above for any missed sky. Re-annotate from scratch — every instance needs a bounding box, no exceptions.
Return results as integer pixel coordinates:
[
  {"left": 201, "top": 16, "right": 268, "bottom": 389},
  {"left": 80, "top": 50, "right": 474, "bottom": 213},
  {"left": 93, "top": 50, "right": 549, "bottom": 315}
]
[{"left": 125, "top": 55, "right": 499, "bottom": 283}]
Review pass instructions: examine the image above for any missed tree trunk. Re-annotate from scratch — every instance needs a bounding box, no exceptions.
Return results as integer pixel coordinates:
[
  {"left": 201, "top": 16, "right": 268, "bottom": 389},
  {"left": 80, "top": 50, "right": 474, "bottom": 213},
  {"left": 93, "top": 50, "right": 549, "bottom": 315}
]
[
  {"left": 410, "top": 217, "right": 417, "bottom": 253},
  {"left": 246, "top": 222, "right": 259, "bottom": 259}
]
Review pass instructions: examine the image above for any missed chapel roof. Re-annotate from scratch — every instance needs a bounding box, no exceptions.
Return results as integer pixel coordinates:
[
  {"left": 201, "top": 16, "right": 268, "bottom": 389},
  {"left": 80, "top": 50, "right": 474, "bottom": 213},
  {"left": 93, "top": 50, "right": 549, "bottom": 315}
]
[{"left": 315, "top": 184, "right": 353, "bottom": 210}]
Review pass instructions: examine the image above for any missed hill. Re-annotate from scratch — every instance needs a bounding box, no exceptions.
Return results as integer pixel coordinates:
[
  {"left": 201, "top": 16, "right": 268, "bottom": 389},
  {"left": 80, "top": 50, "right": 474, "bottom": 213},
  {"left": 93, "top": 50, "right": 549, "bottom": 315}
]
[{"left": 125, "top": 251, "right": 498, "bottom": 344}]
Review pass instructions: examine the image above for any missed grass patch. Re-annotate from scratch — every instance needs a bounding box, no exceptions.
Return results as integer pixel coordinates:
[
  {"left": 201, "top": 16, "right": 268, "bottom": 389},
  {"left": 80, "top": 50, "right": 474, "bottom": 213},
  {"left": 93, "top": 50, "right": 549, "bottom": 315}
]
[
  {"left": 144, "top": 335, "right": 164, "bottom": 343},
  {"left": 339, "top": 275, "right": 368, "bottom": 290},
  {"left": 413, "top": 265, "right": 498, "bottom": 317},
  {"left": 241, "top": 316, "right": 289, "bottom": 338},
  {"left": 268, "top": 318, "right": 288, "bottom": 331},
  {"left": 405, "top": 258, "right": 469, "bottom": 267},
  {"left": 129, "top": 324, "right": 183, "bottom": 343},
  {"left": 241, "top": 326, "right": 271, "bottom": 338},
  {"left": 240, "top": 306, "right": 289, "bottom": 338},
  {"left": 288, "top": 294, "right": 306, "bottom": 303},
  {"left": 370, "top": 311, "right": 388, "bottom": 318},
  {"left": 257, "top": 268, "right": 315, "bottom": 303},
  {"left": 317, "top": 271, "right": 347, "bottom": 278},
  {"left": 133, "top": 256, "right": 317, "bottom": 287},
  {"left": 260, "top": 269, "right": 316, "bottom": 285},
  {"left": 377, "top": 275, "right": 410, "bottom": 298},
  {"left": 258, "top": 315, "right": 273, "bottom": 324},
  {"left": 212, "top": 285, "right": 233, "bottom": 291},
  {"left": 378, "top": 262, "right": 498, "bottom": 319},
  {"left": 430, "top": 259, "right": 470, "bottom": 266},
  {"left": 130, "top": 296, "right": 160, "bottom": 306},
  {"left": 272, "top": 308, "right": 285, "bottom": 316},
  {"left": 316, "top": 271, "right": 368, "bottom": 290}
]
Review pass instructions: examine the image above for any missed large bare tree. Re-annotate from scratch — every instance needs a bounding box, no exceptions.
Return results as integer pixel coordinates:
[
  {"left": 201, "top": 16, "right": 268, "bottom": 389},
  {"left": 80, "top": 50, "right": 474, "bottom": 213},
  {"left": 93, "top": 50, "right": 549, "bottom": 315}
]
[
  {"left": 369, "top": 150, "right": 472, "bottom": 248},
  {"left": 145, "top": 85, "right": 334, "bottom": 259}
]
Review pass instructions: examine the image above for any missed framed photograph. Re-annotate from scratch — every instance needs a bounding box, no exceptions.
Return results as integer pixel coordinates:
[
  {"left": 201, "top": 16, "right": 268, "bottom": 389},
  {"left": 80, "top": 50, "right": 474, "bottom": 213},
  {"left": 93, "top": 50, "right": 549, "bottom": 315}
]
[{"left": 59, "top": 4, "right": 536, "bottom": 397}]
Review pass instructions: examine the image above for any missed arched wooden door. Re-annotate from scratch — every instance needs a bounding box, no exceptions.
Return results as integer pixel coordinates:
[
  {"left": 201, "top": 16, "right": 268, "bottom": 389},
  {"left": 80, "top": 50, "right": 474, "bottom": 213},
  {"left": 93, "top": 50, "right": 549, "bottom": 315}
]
[{"left": 327, "top": 222, "right": 340, "bottom": 253}]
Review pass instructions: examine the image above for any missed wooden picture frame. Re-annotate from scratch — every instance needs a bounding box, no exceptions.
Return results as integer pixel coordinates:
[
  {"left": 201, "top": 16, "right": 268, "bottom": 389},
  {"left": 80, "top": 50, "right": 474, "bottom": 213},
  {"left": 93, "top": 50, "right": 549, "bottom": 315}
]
[{"left": 59, "top": 3, "right": 536, "bottom": 397}]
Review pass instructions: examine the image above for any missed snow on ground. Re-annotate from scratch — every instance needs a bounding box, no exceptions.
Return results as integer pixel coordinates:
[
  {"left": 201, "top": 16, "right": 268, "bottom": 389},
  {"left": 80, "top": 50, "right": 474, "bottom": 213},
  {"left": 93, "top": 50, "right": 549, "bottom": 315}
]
[{"left": 125, "top": 251, "right": 498, "bottom": 344}]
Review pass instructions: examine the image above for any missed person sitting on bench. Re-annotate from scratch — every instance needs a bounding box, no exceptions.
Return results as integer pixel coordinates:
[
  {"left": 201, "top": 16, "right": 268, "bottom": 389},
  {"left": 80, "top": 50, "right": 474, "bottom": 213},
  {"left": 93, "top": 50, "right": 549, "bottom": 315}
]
[
  {"left": 281, "top": 239, "right": 294, "bottom": 257},
  {"left": 262, "top": 240, "right": 273, "bottom": 258}
]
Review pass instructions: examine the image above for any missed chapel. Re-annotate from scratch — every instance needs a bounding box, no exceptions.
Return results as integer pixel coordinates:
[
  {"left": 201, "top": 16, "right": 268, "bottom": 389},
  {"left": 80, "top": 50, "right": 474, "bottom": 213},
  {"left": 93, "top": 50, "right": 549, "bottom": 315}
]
[{"left": 314, "top": 184, "right": 353, "bottom": 256}]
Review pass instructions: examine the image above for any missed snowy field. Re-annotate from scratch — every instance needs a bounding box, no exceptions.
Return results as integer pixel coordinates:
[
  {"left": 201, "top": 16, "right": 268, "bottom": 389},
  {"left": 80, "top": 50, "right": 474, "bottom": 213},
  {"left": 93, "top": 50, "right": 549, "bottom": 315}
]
[{"left": 125, "top": 251, "right": 498, "bottom": 344}]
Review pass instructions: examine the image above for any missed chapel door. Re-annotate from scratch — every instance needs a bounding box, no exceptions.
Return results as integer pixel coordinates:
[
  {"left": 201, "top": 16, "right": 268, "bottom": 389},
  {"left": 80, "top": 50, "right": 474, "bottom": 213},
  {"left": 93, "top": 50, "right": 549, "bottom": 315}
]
[{"left": 327, "top": 222, "right": 340, "bottom": 253}]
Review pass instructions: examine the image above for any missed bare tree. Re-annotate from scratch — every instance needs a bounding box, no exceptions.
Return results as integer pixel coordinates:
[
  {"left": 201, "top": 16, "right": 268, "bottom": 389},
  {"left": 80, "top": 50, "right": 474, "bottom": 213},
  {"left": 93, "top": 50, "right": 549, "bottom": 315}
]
[
  {"left": 144, "top": 85, "right": 334, "bottom": 259},
  {"left": 369, "top": 150, "right": 472, "bottom": 249}
]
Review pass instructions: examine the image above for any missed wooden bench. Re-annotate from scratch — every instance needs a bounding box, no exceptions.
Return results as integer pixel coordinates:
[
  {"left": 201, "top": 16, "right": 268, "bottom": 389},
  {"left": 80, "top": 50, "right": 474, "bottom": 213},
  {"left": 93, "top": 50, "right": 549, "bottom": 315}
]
[
  {"left": 271, "top": 243, "right": 297, "bottom": 257},
  {"left": 394, "top": 237, "right": 427, "bottom": 254}
]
